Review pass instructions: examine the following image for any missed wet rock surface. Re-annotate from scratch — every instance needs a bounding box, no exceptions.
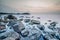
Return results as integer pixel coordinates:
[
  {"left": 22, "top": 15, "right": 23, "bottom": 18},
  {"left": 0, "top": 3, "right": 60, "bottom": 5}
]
[
  {"left": 0, "top": 14, "right": 60, "bottom": 40},
  {"left": 24, "top": 19, "right": 30, "bottom": 23}
]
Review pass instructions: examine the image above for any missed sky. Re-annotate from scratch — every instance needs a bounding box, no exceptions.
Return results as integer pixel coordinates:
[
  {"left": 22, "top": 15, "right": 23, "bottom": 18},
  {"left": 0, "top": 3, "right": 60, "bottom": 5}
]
[
  {"left": 0, "top": 0, "right": 60, "bottom": 27},
  {"left": 0, "top": 0, "right": 60, "bottom": 13}
]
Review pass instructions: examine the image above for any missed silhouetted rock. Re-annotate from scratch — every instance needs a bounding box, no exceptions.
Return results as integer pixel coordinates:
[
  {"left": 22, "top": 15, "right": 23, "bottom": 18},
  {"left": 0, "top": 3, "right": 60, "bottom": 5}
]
[{"left": 7, "top": 15, "right": 17, "bottom": 19}]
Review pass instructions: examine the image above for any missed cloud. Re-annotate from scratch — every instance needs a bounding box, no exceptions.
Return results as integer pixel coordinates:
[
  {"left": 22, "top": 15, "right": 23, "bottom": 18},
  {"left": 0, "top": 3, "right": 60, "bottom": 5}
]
[{"left": 0, "top": 0, "right": 60, "bottom": 13}]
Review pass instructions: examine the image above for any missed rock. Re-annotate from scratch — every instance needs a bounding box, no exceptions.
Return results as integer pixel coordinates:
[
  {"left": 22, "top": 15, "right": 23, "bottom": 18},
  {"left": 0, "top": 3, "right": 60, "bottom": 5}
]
[
  {"left": 48, "top": 22, "right": 57, "bottom": 30},
  {"left": 0, "top": 24, "right": 7, "bottom": 33},
  {"left": 55, "top": 35, "right": 60, "bottom": 40},
  {"left": 37, "top": 25, "right": 45, "bottom": 30},
  {"left": 19, "top": 18, "right": 23, "bottom": 21},
  {"left": 48, "top": 26, "right": 56, "bottom": 30},
  {"left": 38, "top": 34, "right": 44, "bottom": 40},
  {"left": 24, "top": 19, "right": 30, "bottom": 23},
  {"left": 37, "top": 17, "right": 40, "bottom": 19},
  {"left": 29, "top": 33, "right": 38, "bottom": 40},
  {"left": 50, "top": 22, "right": 57, "bottom": 27},
  {"left": 7, "top": 15, "right": 17, "bottom": 19},
  {"left": 3, "top": 37, "right": 15, "bottom": 40},
  {"left": 30, "top": 20, "right": 40, "bottom": 25},
  {"left": 21, "top": 30, "right": 29, "bottom": 37},
  {"left": 0, "top": 36, "right": 7, "bottom": 39},
  {"left": 44, "top": 35, "right": 50, "bottom": 40},
  {"left": 0, "top": 25, "right": 6, "bottom": 30},
  {"left": 48, "top": 20, "right": 52, "bottom": 22},
  {"left": 3, "top": 31, "right": 20, "bottom": 40},
  {"left": 49, "top": 32, "right": 56, "bottom": 39},
  {"left": 57, "top": 27, "right": 60, "bottom": 34},
  {"left": 22, "top": 13, "right": 30, "bottom": 15},
  {"left": 7, "top": 20, "right": 16, "bottom": 27},
  {"left": 13, "top": 21, "right": 25, "bottom": 33},
  {"left": 45, "top": 23, "right": 47, "bottom": 25},
  {"left": 15, "top": 37, "right": 20, "bottom": 40}
]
